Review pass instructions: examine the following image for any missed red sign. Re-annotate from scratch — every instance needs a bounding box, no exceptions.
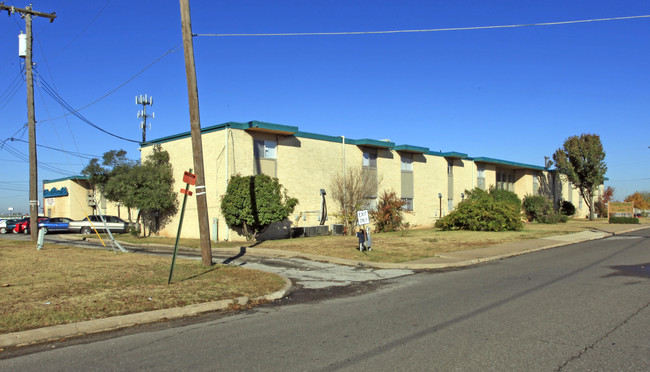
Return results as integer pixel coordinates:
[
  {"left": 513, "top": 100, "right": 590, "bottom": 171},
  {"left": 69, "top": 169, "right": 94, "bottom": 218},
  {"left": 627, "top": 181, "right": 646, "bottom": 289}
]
[
  {"left": 180, "top": 188, "right": 193, "bottom": 196},
  {"left": 183, "top": 171, "right": 196, "bottom": 185}
]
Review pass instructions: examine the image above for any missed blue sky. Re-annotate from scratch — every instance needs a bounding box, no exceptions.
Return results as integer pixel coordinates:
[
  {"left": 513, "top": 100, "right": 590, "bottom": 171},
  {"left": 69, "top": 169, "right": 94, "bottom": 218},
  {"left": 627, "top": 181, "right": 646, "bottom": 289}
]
[{"left": 1, "top": 0, "right": 649, "bottom": 214}]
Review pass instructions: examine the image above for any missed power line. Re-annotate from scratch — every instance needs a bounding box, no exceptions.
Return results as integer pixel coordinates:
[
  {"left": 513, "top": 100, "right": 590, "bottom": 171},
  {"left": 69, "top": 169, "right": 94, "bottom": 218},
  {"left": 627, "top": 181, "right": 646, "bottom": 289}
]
[
  {"left": 7, "top": 137, "right": 99, "bottom": 159},
  {"left": 33, "top": 69, "right": 140, "bottom": 143},
  {"left": 39, "top": 41, "right": 183, "bottom": 123},
  {"left": 196, "top": 14, "right": 650, "bottom": 37}
]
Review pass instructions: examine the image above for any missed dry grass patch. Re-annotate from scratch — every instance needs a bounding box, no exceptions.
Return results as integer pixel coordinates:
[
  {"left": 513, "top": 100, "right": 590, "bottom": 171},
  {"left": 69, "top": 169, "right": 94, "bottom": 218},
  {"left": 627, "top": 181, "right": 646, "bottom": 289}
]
[
  {"left": 0, "top": 240, "right": 285, "bottom": 334},
  {"left": 100, "top": 219, "right": 631, "bottom": 264}
]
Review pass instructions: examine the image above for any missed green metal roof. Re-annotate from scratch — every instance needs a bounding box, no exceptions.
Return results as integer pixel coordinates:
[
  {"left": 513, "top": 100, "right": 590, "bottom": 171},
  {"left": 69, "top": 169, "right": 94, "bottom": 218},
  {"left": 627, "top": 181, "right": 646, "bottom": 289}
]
[
  {"left": 471, "top": 157, "right": 546, "bottom": 171},
  {"left": 394, "top": 144, "right": 429, "bottom": 154},
  {"left": 427, "top": 151, "right": 469, "bottom": 158},
  {"left": 43, "top": 175, "right": 90, "bottom": 184},
  {"left": 347, "top": 138, "right": 395, "bottom": 148}
]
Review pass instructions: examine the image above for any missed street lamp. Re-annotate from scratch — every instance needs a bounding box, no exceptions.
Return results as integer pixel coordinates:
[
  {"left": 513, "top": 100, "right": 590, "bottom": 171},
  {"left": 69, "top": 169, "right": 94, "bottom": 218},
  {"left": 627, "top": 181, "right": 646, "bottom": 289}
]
[{"left": 438, "top": 193, "right": 442, "bottom": 217}]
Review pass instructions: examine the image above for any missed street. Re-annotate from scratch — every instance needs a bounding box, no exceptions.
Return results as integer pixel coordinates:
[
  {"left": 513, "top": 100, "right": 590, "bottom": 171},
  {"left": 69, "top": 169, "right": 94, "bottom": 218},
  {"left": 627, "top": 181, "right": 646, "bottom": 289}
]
[{"left": 1, "top": 229, "right": 649, "bottom": 371}]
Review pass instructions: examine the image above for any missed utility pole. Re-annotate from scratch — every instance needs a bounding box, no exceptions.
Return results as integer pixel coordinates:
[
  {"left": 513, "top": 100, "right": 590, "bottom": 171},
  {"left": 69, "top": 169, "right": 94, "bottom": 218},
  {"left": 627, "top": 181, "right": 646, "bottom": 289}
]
[
  {"left": 136, "top": 94, "right": 154, "bottom": 143},
  {"left": 1, "top": 3, "right": 56, "bottom": 242},
  {"left": 179, "top": 0, "right": 212, "bottom": 266}
]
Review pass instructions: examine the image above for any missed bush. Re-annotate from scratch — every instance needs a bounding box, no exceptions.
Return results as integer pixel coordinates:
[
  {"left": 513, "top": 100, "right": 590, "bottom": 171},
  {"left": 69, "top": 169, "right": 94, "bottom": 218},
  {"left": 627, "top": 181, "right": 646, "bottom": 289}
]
[
  {"left": 609, "top": 217, "right": 639, "bottom": 224},
  {"left": 435, "top": 188, "right": 523, "bottom": 231},
  {"left": 489, "top": 188, "right": 522, "bottom": 210},
  {"left": 371, "top": 190, "right": 407, "bottom": 233},
  {"left": 522, "top": 195, "right": 553, "bottom": 222},
  {"left": 537, "top": 212, "right": 569, "bottom": 224},
  {"left": 221, "top": 174, "right": 298, "bottom": 240},
  {"left": 560, "top": 200, "right": 576, "bottom": 216}
]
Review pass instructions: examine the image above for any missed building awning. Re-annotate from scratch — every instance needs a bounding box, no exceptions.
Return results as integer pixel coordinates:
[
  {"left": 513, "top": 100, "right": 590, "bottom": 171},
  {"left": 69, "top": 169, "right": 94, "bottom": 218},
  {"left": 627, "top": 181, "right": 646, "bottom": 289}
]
[
  {"left": 243, "top": 121, "right": 298, "bottom": 135},
  {"left": 348, "top": 138, "right": 395, "bottom": 149},
  {"left": 472, "top": 157, "right": 545, "bottom": 171},
  {"left": 394, "top": 144, "right": 429, "bottom": 154}
]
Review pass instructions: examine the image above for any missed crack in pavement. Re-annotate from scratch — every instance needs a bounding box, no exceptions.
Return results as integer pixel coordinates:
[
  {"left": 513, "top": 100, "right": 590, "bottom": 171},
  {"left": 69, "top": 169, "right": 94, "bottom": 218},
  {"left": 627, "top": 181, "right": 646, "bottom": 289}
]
[{"left": 555, "top": 299, "right": 650, "bottom": 371}]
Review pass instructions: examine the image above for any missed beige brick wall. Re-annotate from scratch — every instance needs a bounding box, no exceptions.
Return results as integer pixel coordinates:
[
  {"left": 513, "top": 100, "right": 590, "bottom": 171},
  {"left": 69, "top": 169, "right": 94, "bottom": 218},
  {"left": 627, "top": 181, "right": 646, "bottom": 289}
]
[{"left": 140, "top": 126, "right": 599, "bottom": 241}]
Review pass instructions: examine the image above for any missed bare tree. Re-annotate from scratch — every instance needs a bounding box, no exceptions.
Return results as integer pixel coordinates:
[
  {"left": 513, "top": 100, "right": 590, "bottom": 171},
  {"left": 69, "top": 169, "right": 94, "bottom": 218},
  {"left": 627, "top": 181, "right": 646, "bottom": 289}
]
[{"left": 330, "top": 166, "right": 381, "bottom": 235}]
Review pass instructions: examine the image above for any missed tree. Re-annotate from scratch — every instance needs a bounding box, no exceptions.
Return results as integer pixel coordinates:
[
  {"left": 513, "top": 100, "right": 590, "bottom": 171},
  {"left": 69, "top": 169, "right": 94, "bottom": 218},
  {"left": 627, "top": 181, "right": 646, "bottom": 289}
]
[
  {"left": 602, "top": 186, "right": 615, "bottom": 204},
  {"left": 371, "top": 190, "right": 407, "bottom": 233},
  {"left": 330, "top": 166, "right": 381, "bottom": 235},
  {"left": 221, "top": 174, "right": 298, "bottom": 241},
  {"left": 624, "top": 192, "right": 650, "bottom": 210},
  {"left": 129, "top": 147, "right": 178, "bottom": 235},
  {"left": 82, "top": 149, "right": 137, "bottom": 218},
  {"left": 552, "top": 134, "right": 607, "bottom": 221}
]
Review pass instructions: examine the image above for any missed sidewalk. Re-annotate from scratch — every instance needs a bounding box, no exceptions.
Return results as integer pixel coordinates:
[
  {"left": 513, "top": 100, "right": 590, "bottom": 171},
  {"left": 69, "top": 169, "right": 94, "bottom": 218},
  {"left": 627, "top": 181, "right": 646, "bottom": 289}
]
[{"left": 2, "top": 223, "right": 647, "bottom": 349}]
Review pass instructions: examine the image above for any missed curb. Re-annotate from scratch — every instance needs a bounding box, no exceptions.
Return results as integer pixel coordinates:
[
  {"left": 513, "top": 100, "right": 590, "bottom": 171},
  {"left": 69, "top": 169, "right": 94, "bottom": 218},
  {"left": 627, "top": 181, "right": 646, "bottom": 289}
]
[{"left": 0, "top": 277, "right": 292, "bottom": 349}]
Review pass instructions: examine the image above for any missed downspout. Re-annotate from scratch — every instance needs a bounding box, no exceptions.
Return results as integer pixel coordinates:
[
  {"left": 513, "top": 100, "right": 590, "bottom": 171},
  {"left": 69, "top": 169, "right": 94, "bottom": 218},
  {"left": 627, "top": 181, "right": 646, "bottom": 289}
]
[
  {"left": 342, "top": 135, "right": 346, "bottom": 216},
  {"left": 225, "top": 125, "right": 230, "bottom": 241}
]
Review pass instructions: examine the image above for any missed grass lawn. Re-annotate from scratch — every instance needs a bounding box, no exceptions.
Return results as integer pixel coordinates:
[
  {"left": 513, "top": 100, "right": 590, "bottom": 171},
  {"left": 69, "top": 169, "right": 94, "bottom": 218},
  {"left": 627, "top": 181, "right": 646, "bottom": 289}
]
[
  {"left": 111, "top": 218, "right": 631, "bottom": 263},
  {"left": 0, "top": 240, "right": 286, "bottom": 334}
]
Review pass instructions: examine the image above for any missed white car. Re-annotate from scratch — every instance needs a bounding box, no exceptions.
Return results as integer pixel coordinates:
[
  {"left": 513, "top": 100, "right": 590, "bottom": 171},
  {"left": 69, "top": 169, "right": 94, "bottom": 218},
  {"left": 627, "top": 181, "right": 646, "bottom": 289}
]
[{"left": 68, "top": 215, "right": 136, "bottom": 235}]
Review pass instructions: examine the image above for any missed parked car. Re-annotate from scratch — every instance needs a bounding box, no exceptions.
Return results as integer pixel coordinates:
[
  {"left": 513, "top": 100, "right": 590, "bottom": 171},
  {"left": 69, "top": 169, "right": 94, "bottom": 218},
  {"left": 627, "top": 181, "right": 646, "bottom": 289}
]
[
  {"left": 37, "top": 217, "right": 73, "bottom": 234},
  {"left": 68, "top": 215, "right": 136, "bottom": 235},
  {"left": 20, "top": 217, "right": 48, "bottom": 234},
  {"left": 12, "top": 217, "right": 31, "bottom": 234},
  {"left": 0, "top": 218, "right": 21, "bottom": 234}
]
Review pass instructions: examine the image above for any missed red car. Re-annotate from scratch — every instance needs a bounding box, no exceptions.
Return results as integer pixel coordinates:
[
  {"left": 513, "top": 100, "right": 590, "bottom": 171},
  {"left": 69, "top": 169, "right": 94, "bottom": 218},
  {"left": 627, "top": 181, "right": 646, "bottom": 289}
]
[{"left": 14, "top": 217, "right": 47, "bottom": 234}]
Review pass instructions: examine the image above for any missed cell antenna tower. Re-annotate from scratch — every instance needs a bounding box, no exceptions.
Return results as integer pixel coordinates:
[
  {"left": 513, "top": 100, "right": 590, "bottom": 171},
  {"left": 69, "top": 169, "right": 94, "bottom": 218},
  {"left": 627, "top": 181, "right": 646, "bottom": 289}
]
[{"left": 136, "top": 94, "right": 154, "bottom": 142}]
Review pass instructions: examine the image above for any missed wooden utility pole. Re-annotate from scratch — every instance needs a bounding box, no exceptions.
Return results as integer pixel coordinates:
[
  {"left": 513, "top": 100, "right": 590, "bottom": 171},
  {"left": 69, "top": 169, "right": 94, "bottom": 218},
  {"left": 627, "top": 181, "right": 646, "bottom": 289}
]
[
  {"left": 179, "top": 0, "right": 213, "bottom": 266},
  {"left": 0, "top": 4, "right": 56, "bottom": 241}
]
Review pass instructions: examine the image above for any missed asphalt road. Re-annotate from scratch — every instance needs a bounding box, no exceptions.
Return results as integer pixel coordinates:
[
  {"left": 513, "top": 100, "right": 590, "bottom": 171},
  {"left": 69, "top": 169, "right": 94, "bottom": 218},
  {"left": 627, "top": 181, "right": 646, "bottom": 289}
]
[{"left": 2, "top": 229, "right": 649, "bottom": 371}]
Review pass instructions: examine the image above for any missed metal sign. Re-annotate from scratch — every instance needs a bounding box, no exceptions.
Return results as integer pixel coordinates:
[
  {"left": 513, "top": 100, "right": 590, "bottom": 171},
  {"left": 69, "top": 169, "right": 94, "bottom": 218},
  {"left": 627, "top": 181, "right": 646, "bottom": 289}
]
[{"left": 357, "top": 210, "right": 370, "bottom": 225}]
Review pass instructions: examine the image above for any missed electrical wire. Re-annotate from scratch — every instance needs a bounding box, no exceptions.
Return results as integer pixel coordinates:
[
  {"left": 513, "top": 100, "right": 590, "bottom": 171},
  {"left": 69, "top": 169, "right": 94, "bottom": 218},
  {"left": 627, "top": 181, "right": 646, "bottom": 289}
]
[
  {"left": 7, "top": 138, "right": 99, "bottom": 159},
  {"left": 33, "top": 69, "right": 140, "bottom": 143},
  {"left": 0, "top": 65, "right": 25, "bottom": 112},
  {"left": 196, "top": 14, "right": 650, "bottom": 37},
  {"left": 39, "top": 41, "right": 183, "bottom": 123}
]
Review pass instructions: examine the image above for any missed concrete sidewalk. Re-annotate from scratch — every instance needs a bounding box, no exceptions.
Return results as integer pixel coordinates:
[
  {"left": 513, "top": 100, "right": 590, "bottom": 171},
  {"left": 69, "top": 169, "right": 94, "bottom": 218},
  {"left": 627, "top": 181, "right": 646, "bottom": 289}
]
[{"left": 2, "top": 224, "right": 647, "bottom": 349}]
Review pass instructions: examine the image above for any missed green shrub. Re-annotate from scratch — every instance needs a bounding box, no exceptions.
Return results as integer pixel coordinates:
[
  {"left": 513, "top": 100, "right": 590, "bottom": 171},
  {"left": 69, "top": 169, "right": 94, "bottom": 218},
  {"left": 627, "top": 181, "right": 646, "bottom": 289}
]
[
  {"left": 609, "top": 216, "right": 639, "bottom": 224},
  {"left": 560, "top": 200, "right": 576, "bottom": 216},
  {"left": 537, "top": 212, "right": 569, "bottom": 224},
  {"left": 221, "top": 174, "right": 298, "bottom": 240},
  {"left": 435, "top": 189, "right": 523, "bottom": 231},
  {"left": 522, "top": 195, "right": 553, "bottom": 222},
  {"left": 489, "top": 188, "right": 522, "bottom": 210}
]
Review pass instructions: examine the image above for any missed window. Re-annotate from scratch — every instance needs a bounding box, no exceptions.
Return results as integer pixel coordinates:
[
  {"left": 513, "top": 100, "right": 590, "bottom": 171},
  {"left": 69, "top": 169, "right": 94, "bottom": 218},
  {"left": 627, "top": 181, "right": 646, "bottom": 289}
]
[
  {"left": 533, "top": 172, "right": 539, "bottom": 195},
  {"left": 254, "top": 139, "right": 277, "bottom": 159},
  {"left": 401, "top": 154, "right": 413, "bottom": 171},
  {"left": 447, "top": 160, "right": 453, "bottom": 175},
  {"left": 477, "top": 165, "right": 486, "bottom": 190},
  {"left": 363, "top": 150, "right": 377, "bottom": 168},
  {"left": 364, "top": 197, "right": 377, "bottom": 211},
  {"left": 401, "top": 198, "right": 413, "bottom": 211}
]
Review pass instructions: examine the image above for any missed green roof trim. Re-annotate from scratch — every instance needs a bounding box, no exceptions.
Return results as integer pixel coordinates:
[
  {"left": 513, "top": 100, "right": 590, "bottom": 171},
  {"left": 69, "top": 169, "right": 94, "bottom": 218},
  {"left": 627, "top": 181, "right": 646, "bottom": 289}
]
[
  {"left": 348, "top": 138, "right": 395, "bottom": 148},
  {"left": 472, "top": 157, "right": 546, "bottom": 171},
  {"left": 244, "top": 120, "right": 298, "bottom": 134},
  {"left": 142, "top": 121, "right": 297, "bottom": 147},
  {"left": 394, "top": 144, "right": 429, "bottom": 154},
  {"left": 295, "top": 131, "right": 343, "bottom": 143},
  {"left": 427, "top": 151, "right": 468, "bottom": 158},
  {"left": 43, "top": 175, "right": 90, "bottom": 184}
]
